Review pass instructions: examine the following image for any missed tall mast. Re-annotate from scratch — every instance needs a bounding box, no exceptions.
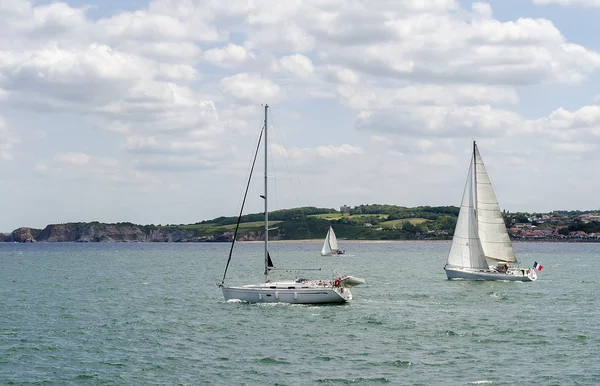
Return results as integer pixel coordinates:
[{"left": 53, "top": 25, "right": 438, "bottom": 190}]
[
  {"left": 264, "top": 104, "right": 269, "bottom": 283},
  {"left": 473, "top": 141, "right": 478, "bottom": 222}
]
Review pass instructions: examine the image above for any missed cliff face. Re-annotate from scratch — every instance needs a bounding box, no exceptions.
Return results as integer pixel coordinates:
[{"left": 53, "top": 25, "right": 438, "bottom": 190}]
[
  {"left": 2, "top": 223, "right": 238, "bottom": 242},
  {"left": 38, "top": 223, "right": 150, "bottom": 242},
  {"left": 11, "top": 227, "right": 39, "bottom": 242}
]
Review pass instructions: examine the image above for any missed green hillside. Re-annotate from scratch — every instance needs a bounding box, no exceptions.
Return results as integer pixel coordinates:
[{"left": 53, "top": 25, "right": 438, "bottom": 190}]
[{"left": 192, "top": 204, "right": 460, "bottom": 240}]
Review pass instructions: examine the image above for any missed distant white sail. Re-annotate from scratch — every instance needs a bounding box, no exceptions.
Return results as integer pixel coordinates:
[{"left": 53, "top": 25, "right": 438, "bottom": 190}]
[
  {"left": 446, "top": 159, "right": 489, "bottom": 270},
  {"left": 321, "top": 227, "right": 332, "bottom": 256},
  {"left": 329, "top": 226, "right": 339, "bottom": 250},
  {"left": 321, "top": 226, "right": 340, "bottom": 256},
  {"left": 474, "top": 146, "right": 518, "bottom": 263}
]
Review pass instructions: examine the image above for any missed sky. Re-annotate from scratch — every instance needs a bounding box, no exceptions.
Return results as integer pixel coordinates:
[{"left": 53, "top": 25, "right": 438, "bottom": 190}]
[{"left": 2, "top": 0, "right": 600, "bottom": 232}]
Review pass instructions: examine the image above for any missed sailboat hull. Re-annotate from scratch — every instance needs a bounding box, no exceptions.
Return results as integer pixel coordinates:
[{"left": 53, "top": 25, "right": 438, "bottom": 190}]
[
  {"left": 320, "top": 250, "right": 345, "bottom": 256},
  {"left": 444, "top": 266, "right": 537, "bottom": 282},
  {"left": 222, "top": 282, "right": 352, "bottom": 304}
]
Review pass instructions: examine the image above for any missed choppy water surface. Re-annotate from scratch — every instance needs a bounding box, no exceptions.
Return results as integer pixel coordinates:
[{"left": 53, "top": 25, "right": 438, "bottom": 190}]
[{"left": 1, "top": 241, "right": 599, "bottom": 385}]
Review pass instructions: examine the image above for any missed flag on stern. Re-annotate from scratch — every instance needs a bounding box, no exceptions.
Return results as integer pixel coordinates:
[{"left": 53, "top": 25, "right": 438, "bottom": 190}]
[{"left": 533, "top": 261, "right": 543, "bottom": 271}]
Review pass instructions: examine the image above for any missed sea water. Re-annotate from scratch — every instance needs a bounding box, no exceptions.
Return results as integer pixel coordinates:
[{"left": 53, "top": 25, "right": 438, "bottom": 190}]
[{"left": 1, "top": 241, "right": 599, "bottom": 385}]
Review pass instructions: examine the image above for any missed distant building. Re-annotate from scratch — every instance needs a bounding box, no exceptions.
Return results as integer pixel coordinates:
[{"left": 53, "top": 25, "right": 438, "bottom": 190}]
[
  {"left": 515, "top": 223, "right": 533, "bottom": 228},
  {"left": 508, "top": 227, "right": 521, "bottom": 235},
  {"left": 577, "top": 213, "right": 600, "bottom": 223}
]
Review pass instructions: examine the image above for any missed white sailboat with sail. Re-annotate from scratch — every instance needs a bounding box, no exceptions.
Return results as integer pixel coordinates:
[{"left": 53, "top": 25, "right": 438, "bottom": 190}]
[
  {"left": 321, "top": 225, "right": 345, "bottom": 256},
  {"left": 443, "top": 141, "right": 538, "bottom": 281},
  {"left": 219, "top": 105, "right": 365, "bottom": 303}
]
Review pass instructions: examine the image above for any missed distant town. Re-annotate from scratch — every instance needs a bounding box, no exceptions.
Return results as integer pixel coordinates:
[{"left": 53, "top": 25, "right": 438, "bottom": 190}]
[{"left": 504, "top": 212, "right": 600, "bottom": 242}]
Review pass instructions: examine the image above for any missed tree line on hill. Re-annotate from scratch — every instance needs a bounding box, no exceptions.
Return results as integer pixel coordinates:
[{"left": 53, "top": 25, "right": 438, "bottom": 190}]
[{"left": 4, "top": 205, "right": 600, "bottom": 242}]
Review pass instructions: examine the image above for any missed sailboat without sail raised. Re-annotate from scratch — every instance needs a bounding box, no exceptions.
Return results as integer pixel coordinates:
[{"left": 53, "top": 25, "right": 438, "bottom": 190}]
[{"left": 219, "top": 105, "right": 365, "bottom": 303}]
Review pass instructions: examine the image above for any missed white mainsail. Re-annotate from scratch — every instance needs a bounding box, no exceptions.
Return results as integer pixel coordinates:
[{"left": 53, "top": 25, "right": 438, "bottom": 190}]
[
  {"left": 446, "top": 159, "right": 489, "bottom": 270},
  {"left": 321, "top": 226, "right": 339, "bottom": 255},
  {"left": 474, "top": 146, "right": 518, "bottom": 263}
]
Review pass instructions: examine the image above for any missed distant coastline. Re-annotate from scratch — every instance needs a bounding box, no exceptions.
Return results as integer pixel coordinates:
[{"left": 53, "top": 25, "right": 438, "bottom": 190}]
[
  {"left": 2, "top": 224, "right": 599, "bottom": 244},
  {"left": 3, "top": 205, "right": 600, "bottom": 243}
]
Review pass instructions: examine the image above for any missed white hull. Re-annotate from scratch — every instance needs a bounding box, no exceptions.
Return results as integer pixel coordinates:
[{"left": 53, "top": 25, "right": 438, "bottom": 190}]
[
  {"left": 222, "top": 280, "right": 351, "bottom": 304},
  {"left": 320, "top": 251, "right": 345, "bottom": 256},
  {"left": 444, "top": 266, "right": 537, "bottom": 282}
]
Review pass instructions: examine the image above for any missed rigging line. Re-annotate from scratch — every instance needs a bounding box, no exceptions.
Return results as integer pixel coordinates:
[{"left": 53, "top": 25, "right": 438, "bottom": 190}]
[
  {"left": 220, "top": 124, "right": 265, "bottom": 286},
  {"left": 269, "top": 109, "right": 313, "bottom": 239}
]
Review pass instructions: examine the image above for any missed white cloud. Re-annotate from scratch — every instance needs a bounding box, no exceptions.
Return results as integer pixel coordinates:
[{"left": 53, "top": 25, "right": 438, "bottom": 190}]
[
  {"left": 417, "top": 152, "right": 458, "bottom": 167},
  {"left": 0, "top": 44, "right": 199, "bottom": 105},
  {"left": 0, "top": 116, "right": 16, "bottom": 161},
  {"left": 55, "top": 152, "right": 92, "bottom": 166},
  {"left": 323, "top": 66, "right": 360, "bottom": 85},
  {"left": 219, "top": 73, "right": 282, "bottom": 103},
  {"left": 2, "top": 0, "right": 600, "bottom": 229},
  {"left": 96, "top": 9, "right": 222, "bottom": 43},
  {"left": 314, "top": 144, "right": 364, "bottom": 158},
  {"left": 0, "top": 2, "right": 87, "bottom": 40},
  {"left": 356, "top": 105, "right": 523, "bottom": 139},
  {"left": 357, "top": 102, "right": 600, "bottom": 162},
  {"left": 472, "top": 2, "right": 493, "bottom": 18},
  {"left": 317, "top": 10, "right": 600, "bottom": 85},
  {"left": 38, "top": 153, "right": 161, "bottom": 186},
  {"left": 117, "top": 41, "right": 202, "bottom": 63},
  {"left": 204, "top": 43, "right": 254, "bottom": 68},
  {"left": 278, "top": 54, "right": 314, "bottom": 78},
  {"left": 125, "top": 136, "right": 219, "bottom": 154},
  {"left": 529, "top": 105, "right": 600, "bottom": 141},
  {"left": 247, "top": 22, "right": 316, "bottom": 52},
  {"left": 336, "top": 84, "right": 519, "bottom": 110}
]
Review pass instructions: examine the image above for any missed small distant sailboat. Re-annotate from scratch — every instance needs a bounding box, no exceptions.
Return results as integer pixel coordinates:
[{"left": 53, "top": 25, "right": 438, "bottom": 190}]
[
  {"left": 219, "top": 105, "right": 364, "bottom": 303},
  {"left": 443, "top": 141, "right": 539, "bottom": 281},
  {"left": 321, "top": 225, "right": 345, "bottom": 256}
]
